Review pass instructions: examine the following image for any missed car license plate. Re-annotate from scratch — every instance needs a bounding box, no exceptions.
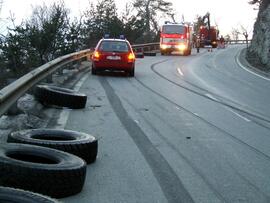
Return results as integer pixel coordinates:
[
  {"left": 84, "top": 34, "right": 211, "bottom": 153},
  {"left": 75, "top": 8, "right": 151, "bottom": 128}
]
[{"left": 107, "top": 56, "right": 121, "bottom": 60}]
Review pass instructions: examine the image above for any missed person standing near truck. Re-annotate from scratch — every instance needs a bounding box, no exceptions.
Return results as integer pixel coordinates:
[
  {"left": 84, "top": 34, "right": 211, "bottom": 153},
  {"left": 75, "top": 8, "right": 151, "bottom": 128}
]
[
  {"left": 195, "top": 35, "right": 201, "bottom": 53},
  {"left": 218, "top": 35, "right": 225, "bottom": 49}
]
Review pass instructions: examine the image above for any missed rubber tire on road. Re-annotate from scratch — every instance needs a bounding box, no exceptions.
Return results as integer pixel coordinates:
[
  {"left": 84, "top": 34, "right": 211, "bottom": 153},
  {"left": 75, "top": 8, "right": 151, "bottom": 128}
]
[
  {"left": 8, "top": 129, "right": 98, "bottom": 164},
  {"left": 91, "top": 65, "right": 97, "bottom": 75},
  {"left": 34, "top": 85, "right": 87, "bottom": 109},
  {"left": 128, "top": 68, "right": 135, "bottom": 77},
  {"left": 184, "top": 49, "right": 191, "bottom": 56},
  {"left": 0, "top": 143, "right": 86, "bottom": 198},
  {"left": 0, "top": 187, "right": 59, "bottom": 203}
]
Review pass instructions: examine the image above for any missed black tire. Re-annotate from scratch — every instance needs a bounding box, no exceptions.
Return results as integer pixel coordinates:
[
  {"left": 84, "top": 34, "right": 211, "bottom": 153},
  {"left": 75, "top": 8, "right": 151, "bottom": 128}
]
[
  {"left": 160, "top": 50, "right": 164, "bottom": 55},
  {"left": 128, "top": 68, "right": 135, "bottom": 77},
  {"left": 34, "top": 85, "right": 87, "bottom": 109},
  {"left": 91, "top": 65, "right": 97, "bottom": 75},
  {"left": 184, "top": 49, "right": 191, "bottom": 56},
  {"left": 0, "top": 187, "right": 59, "bottom": 203},
  {"left": 8, "top": 129, "right": 98, "bottom": 164},
  {"left": 0, "top": 143, "right": 86, "bottom": 198}
]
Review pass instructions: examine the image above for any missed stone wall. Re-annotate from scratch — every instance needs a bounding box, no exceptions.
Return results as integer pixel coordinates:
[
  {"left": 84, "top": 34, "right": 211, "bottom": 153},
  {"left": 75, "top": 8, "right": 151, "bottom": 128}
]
[{"left": 247, "top": 3, "right": 270, "bottom": 71}]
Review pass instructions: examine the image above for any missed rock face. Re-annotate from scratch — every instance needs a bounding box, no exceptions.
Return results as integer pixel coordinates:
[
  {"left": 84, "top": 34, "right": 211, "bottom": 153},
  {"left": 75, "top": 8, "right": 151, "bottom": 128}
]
[{"left": 247, "top": 3, "right": 270, "bottom": 70}]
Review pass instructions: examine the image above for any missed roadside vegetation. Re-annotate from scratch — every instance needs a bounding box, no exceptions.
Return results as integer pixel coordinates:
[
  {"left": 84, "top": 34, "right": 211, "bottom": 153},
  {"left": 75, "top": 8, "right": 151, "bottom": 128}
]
[
  {"left": 0, "top": 0, "right": 268, "bottom": 86},
  {"left": 0, "top": 0, "right": 173, "bottom": 84}
]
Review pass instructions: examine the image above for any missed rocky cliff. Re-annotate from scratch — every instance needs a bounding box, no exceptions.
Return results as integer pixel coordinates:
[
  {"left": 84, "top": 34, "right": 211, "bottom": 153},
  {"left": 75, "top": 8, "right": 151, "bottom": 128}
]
[{"left": 247, "top": 2, "right": 270, "bottom": 71}]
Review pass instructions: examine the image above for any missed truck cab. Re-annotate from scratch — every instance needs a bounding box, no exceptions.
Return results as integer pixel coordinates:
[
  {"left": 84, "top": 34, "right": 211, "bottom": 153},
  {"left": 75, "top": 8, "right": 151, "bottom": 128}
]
[{"left": 160, "top": 22, "right": 193, "bottom": 56}]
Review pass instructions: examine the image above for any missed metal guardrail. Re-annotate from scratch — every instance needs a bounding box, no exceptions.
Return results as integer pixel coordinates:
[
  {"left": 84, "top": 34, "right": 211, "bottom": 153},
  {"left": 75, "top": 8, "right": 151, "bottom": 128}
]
[
  {"left": 0, "top": 49, "right": 92, "bottom": 117},
  {"left": 0, "top": 39, "right": 253, "bottom": 117},
  {"left": 226, "top": 40, "right": 251, "bottom": 45},
  {"left": 132, "top": 43, "right": 159, "bottom": 53},
  {"left": 131, "top": 40, "right": 251, "bottom": 52}
]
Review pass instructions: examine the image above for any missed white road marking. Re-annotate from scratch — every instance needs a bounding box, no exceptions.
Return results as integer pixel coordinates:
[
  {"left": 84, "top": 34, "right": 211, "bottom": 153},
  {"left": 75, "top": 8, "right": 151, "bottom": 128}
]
[
  {"left": 177, "top": 67, "right": 184, "bottom": 76},
  {"left": 236, "top": 51, "right": 270, "bottom": 82},
  {"left": 134, "top": 119, "right": 139, "bottom": 124},
  {"left": 228, "top": 109, "right": 251, "bottom": 122},
  {"left": 74, "top": 74, "right": 89, "bottom": 91},
  {"left": 56, "top": 109, "right": 72, "bottom": 129},
  {"left": 205, "top": 93, "right": 219, "bottom": 102},
  {"left": 56, "top": 74, "right": 89, "bottom": 129}
]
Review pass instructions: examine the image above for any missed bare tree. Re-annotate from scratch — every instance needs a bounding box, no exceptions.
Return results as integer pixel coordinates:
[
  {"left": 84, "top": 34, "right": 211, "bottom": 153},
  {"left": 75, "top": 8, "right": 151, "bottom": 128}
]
[
  {"left": 231, "top": 28, "right": 240, "bottom": 40},
  {"left": 239, "top": 25, "right": 250, "bottom": 48}
]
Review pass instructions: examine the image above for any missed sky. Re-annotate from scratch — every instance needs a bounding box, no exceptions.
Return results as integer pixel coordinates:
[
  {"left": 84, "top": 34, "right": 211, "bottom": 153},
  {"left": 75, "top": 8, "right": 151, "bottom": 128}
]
[{"left": 0, "top": 0, "right": 258, "bottom": 37}]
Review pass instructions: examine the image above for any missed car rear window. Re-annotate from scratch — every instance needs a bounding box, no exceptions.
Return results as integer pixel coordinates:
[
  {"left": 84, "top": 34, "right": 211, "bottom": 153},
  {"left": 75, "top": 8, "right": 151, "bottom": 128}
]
[{"left": 99, "top": 41, "right": 129, "bottom": 52}]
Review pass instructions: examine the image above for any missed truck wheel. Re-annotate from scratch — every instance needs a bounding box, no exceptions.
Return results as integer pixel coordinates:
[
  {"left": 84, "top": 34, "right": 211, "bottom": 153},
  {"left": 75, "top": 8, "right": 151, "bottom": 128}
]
[
  {"left": 8, "top": 129, "right": 98, "bottom": 164},
  {"left": 0, "top": 143, "right": 86, "bottom": 198},
  {"left": 0, "top": 187, "right": 59, "bottom": 203},
  {"left": 34, "top": 85, "right": 87, "bottom": 109}
]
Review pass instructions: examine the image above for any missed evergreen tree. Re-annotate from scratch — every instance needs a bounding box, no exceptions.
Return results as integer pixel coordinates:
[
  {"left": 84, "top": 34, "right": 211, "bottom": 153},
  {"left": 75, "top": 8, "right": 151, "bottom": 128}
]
[{"left": 133, "top": 0, "right": 174, "bottom": 42}]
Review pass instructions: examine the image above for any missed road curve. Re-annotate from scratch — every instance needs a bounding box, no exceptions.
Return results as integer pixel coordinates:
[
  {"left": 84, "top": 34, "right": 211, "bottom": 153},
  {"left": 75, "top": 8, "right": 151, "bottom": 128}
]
[{"left": 63, "top": 46, "right": 270, "bottom": 203}]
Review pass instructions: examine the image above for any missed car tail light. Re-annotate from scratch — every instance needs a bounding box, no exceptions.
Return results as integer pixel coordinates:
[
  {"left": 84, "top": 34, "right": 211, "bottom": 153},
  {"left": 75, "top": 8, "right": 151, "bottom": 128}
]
[
  {"left": 128, "top": 53, "right": 135, "bottom": 62},
  {"left": 92, "top": 51, "right": 100, "bottom": 61}
]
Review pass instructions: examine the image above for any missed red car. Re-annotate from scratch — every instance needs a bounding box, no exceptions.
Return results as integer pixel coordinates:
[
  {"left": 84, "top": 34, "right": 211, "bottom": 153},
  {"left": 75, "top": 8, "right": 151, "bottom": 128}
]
[{"left": 91, "top": 37, "right": 135, "bottom": 77}]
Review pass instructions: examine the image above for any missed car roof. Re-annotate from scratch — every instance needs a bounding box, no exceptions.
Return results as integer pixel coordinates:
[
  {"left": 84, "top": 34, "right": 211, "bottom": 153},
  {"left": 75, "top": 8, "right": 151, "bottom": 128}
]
[{"left": 100, "top": 39, "right": 129, "bottom": 43}]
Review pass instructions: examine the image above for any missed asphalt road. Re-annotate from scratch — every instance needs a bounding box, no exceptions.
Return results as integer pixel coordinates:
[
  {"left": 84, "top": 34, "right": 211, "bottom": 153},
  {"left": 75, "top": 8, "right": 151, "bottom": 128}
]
[{"left": 62, "top": 45, "right": 270, "bottom": 203}]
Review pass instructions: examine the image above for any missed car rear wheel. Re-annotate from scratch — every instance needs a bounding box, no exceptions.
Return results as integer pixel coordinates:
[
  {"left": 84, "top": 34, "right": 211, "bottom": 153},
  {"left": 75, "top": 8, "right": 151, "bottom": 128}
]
[
  {"left": 128, "top": 68, "right": 135, "bottom": 77},
  {"left": 91, "top": 65, "right": 97, "bottom": 75}
]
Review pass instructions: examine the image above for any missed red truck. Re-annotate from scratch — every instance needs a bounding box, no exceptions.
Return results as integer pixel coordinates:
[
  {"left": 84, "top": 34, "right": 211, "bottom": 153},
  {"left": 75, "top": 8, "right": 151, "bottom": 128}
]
[
  {"left": 199, "top": 25, "right": 218, "bottom": 48},
  {"left": 160, "top": 22, "right": 193, "bottom": 56},
  {"left": 197, "top": 12, "right": 219, "bottom": 48}
]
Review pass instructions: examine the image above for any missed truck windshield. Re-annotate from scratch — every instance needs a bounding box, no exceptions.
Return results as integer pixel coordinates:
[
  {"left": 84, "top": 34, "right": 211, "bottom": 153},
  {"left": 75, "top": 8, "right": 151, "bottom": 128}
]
[{"left": 162, "top": 25, "right": 185, "bottom": 34}]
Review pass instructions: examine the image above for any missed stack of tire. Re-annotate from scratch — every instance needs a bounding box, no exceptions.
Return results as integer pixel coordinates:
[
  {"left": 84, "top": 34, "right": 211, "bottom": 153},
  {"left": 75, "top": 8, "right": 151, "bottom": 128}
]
[{"left": 0, "top": 85, "right": 98, "bottom": 202}]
